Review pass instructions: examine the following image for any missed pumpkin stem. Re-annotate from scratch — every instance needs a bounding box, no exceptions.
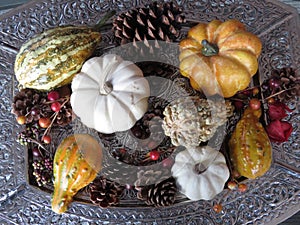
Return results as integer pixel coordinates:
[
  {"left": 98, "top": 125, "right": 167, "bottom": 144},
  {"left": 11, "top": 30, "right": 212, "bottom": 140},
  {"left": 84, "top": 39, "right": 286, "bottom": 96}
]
[
  {"left": 194, "top": 162, "right": 207, "bottom": 174},
  {"left": 99, "top": 82, "right": 113, "bottom": 95},
  {"left": 93, "top": 10, "right": 116, "bottom": 31},
  {"left": 201, "top": 40, "right": 219, "bottom": 57}
]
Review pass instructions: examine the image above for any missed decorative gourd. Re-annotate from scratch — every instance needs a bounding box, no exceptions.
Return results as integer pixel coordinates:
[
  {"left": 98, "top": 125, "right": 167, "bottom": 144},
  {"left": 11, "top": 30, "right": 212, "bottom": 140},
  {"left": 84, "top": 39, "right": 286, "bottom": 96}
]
[
  {"left": 229, "top": 107, "right": 272, "bottom": 179},
  {"left": 14, "top": 12, "right": 115, "bottom": 90},
  {"left": 171, "top": 146, "right": 229, "bottom": 200},
  {"left": 162, "top": 96, "right": 234, "bottom": 147},
  {"left": 179, "top": 19, "right": 262, "bottom": 97},
  {"left": 51, "top": 134, "right": 103, "bottom": 214},
  {"left": 71, "top": 54, "right": 150, "bottom": 134}
]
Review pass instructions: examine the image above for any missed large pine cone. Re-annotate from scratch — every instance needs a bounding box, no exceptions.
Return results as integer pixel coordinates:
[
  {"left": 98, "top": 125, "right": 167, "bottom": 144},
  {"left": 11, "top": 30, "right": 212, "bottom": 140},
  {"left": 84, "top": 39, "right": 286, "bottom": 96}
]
[
  {"left": 138, "top": 177, "right": 177, "bottom": 207},
  {"left": 113, "top": 1, "right": 185, "bottom": 55},
  {"left": 89, "top": 176, "right": 124, "bottom": 208}
]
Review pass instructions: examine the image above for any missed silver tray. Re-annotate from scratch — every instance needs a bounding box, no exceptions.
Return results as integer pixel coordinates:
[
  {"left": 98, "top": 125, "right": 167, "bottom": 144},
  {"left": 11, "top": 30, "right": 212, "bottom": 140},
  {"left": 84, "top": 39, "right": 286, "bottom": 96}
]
[{"left": 0, "top": 0, "right": 299, "bottom": 224}]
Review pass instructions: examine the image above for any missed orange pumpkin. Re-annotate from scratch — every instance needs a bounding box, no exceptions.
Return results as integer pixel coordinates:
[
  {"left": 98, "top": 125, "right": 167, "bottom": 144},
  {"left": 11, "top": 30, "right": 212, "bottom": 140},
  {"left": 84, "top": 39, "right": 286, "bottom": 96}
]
[{"left": 179, "top": 19, "right": 262, "bottom": 98}]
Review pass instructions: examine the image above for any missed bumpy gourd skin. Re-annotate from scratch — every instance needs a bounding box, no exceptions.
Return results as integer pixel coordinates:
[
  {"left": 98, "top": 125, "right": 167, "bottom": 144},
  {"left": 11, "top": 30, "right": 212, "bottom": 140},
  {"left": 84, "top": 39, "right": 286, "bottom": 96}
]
[
  {"left": 229, "top": 107, "right": 272, "bottom": 179},
  {"left": 51, "top": 134, "right": 102, "bottom": 214},
  {"left": 15, "top": 26, "right": 101, "bottom": 90},
  {"left": 179, "top": 19, "right": 262, "bottom": 97}
]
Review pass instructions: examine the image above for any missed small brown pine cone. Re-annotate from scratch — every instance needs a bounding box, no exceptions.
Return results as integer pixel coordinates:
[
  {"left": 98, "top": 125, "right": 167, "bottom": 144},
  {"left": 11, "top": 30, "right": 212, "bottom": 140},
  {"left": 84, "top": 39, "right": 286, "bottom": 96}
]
[
  {"left": 54, "top": 102, "right": 73, "bottom": 126},
  {"left": 89, "top": 176, "right": 124, "bottom": 208},
  {"left": 273, "top": 67, "right": 300, "bottom": 102},
  {"left": 138, "top": 177, "right": 177, "bottom": 207},
  {"left": 11, "top": 89, "right": 50, "bottom": 123}
]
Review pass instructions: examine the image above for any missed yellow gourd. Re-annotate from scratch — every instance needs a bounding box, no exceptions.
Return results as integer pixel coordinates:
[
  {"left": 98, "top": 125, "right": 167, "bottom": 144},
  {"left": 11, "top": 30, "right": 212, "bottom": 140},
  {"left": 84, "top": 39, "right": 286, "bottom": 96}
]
[
  {"left": 229, "top": 107, "right": 272, "bottom": 179},
  {"left": 51, "top": 134, "right": 103, "bottom": 214}
]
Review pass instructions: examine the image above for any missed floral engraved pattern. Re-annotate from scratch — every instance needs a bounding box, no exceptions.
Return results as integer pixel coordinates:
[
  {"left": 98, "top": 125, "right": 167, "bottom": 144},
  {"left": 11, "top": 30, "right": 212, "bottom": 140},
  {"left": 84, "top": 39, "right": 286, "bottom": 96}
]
[{"left": 0, "top": 0, "right": 299, "bottom": 224}]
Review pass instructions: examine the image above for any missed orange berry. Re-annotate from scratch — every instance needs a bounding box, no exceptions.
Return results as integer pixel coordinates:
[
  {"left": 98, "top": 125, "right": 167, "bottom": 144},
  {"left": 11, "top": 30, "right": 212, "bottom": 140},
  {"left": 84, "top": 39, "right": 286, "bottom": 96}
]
[
  {"left": 227, "top": 181, "right": 237, "bottom": 190},
  {"left": 252, "top": 87, "right": 260, "bottom": 96},
  {"left": 249, "top": 98, "right": 261, "bottom": 110},
  {"left": 238, "top": 183, "right": 247, "bottom": 192},
  {"left": 213, "top": 204, "right": 223, "bottom": 213},
  {"left": 16, "top": 115, "right": 26, "bottom": 125},
  {"left": 267, "top": 97, "right": 275, "bottom": 104},
  {"left": 42, "top": 135, "right": 51, "bottom": 144},
  {"left": 39, "top": 117, "right": 51, "bottom": 128}
]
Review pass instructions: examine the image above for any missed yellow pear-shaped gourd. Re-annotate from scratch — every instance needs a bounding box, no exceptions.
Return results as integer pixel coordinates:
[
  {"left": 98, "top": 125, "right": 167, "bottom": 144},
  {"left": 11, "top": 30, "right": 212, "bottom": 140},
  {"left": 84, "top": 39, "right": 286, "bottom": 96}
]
[
  {"left": 51, "top": 134, "right": 103, "bottom": 214},
  {"left": 229, "top": 107, "right": 272, "bottom": 179}
]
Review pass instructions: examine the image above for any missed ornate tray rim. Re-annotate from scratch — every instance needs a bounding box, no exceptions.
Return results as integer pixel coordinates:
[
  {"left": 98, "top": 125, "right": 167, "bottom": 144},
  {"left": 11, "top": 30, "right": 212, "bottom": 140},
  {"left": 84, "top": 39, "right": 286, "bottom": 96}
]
[{"left": 0, "top": 0, "right": 299, "bottom": 224}]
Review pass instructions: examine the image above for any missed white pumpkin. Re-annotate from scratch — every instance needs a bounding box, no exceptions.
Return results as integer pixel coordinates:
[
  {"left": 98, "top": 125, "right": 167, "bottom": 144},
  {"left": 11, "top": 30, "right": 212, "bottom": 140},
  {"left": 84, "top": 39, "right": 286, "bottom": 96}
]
[
  {"left": 171, "top": 146, "right": 229, "bottom": 201},
  {"left": 71, "top": 54, "right": 150, "bottom": 134}
]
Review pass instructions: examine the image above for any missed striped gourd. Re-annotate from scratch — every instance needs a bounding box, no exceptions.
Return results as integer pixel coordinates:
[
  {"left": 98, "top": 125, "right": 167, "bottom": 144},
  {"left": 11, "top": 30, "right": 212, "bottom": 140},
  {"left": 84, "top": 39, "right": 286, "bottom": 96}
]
[
  {"left": 51, "top": 134, "right": 103, "bottom": 214},
  {"left": 14, "top": 26, "right": 101, "bottom": 90},
  {"left": 14, "top": 11, "right": 115, "bottom": 91},
  {"left": 229, "top": 107, "right": 272, "bottom": 179}
]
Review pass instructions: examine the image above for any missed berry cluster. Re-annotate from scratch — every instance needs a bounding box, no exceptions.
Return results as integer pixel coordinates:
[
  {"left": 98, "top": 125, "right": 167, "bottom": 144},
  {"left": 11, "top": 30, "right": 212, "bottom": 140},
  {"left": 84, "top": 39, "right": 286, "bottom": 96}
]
[
  {"left": 12, "top": 86, "right": 72, "bottom": 187},
  {"left": 12, "top": 86, "right": 72, "bottom": 146},
  {"left": 32, "top": 157, "right": 53, "bottom": 187}
]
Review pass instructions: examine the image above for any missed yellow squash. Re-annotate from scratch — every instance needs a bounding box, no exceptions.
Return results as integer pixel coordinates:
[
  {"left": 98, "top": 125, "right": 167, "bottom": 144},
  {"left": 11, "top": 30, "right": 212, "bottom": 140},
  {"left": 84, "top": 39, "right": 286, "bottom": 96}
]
[
  {"left": 51, "top": 134, "right": 103, "bottom": 214},
  {"left": 229, "top": 107, "right": 272, "bottom": 179}
]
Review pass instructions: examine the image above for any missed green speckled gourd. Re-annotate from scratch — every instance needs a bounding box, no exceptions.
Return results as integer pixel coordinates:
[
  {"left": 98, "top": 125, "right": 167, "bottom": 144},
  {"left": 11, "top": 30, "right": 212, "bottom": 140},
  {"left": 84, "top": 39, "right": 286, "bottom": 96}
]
[
  {"left": 14, "top": 11, "right": 115, "bottom": 91},
  {"left": 229, "top": 107, "right": 272, "bottom": 179},
  {"left": 51, "top": 134, "right": 103, "bottom": 214}
]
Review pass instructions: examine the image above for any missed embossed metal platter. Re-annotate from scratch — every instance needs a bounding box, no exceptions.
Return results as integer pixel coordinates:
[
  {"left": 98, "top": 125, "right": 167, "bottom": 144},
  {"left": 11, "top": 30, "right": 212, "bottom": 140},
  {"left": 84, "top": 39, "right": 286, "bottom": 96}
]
[{"left": 0, "top": 0, "right": 299, "bottom": 224}]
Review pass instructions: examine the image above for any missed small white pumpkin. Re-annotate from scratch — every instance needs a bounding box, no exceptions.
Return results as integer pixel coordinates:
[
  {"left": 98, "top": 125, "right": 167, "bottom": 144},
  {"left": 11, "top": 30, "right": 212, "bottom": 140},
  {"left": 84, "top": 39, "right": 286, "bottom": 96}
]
[
  {"left": 171, "top": 146, "right": 229, "bottom": 201},
  {"left": 71, "top": 54, "right": 150, "bottom": 134}
]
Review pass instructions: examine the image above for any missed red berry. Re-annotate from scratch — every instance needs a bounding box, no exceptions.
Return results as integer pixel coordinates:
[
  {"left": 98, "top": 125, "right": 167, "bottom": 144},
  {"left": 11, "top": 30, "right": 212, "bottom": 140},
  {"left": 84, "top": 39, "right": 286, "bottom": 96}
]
[
  {"left": 42, "top": 135, "right": 51, "bottom": 144},
  {"left": 149, "top": 150, "right": 160, "bottom": 161},
  {"left": 51, "top": 101, "right": 61, "bottom": 112},
  {"left": 16, "top": 115, "right": 26, "bottom": 125},
  {"left": 238, "top": 183, "right": 247, "bottom": 192},
  {"left": 39, "top": 117, "right": 51, "bottom": 128},
  {"left": 268, "top": 78, "right": 281, "bottom": 89},
  {"left": 227, "top": 181, "right": 237, "bottom": 190},
  {"left": 47, "top": 91, "right": 60, "bottom": 101},
  {"left": 249, "top": 98, "right": 261, "bottom": 110},
  {"left": 233, "top": 101, "right": 244, "bottom": 110},
  {"left": 213, "top": 204, "right": 223, "bottom": 213}
]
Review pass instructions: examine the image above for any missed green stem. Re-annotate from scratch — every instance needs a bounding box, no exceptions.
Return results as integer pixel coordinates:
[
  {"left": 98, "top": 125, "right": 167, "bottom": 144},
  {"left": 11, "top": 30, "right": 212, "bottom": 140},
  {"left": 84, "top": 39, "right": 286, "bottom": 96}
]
[
  {"left": 201, "top": 40, "right": 219, "bottom": 57},
  {"left": 93, "top": 10, "right": 116, "bottom": 31}
]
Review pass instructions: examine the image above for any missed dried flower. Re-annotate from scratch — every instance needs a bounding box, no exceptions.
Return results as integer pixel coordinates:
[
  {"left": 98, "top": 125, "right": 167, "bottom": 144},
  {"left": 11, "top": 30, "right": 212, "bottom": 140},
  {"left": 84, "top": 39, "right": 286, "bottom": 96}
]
[
  {"left": 266, "top": 120, "right": 293, "bottom": 143},
  {"left": 267, "top": 102, "right": 292, "bottom": 121}
]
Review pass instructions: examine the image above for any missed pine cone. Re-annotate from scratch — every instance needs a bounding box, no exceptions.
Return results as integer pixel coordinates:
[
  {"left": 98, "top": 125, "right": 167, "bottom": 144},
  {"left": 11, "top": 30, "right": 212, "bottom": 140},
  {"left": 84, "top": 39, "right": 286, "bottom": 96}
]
[
  {"left": 113, "top": 1, "right": 185, "bottom": 55},
  {"left": 55, "top": 102, "right": 73, "bottom": 126},
  {"left": 272, "top": 67, "right": 300, "bottom": 102},
  {"left": 89, "top": 176, "right": 124, "bottom": 208},
  {"left": 138, "top": 177, "right": 177, "bottom": 207},
  {"left": 11, "top": 89, "right": 51, "bottom": 123}
]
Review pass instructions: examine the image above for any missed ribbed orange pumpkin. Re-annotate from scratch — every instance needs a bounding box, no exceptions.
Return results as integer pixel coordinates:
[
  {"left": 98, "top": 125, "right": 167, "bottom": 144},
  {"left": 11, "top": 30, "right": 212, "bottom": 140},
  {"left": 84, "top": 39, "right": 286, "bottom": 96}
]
[
  {"left": 179, "top": 19, "right": 262, "bottom": 97},
  {"left": 51, "top": 134, "right": 103, "bottom": 214}
]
